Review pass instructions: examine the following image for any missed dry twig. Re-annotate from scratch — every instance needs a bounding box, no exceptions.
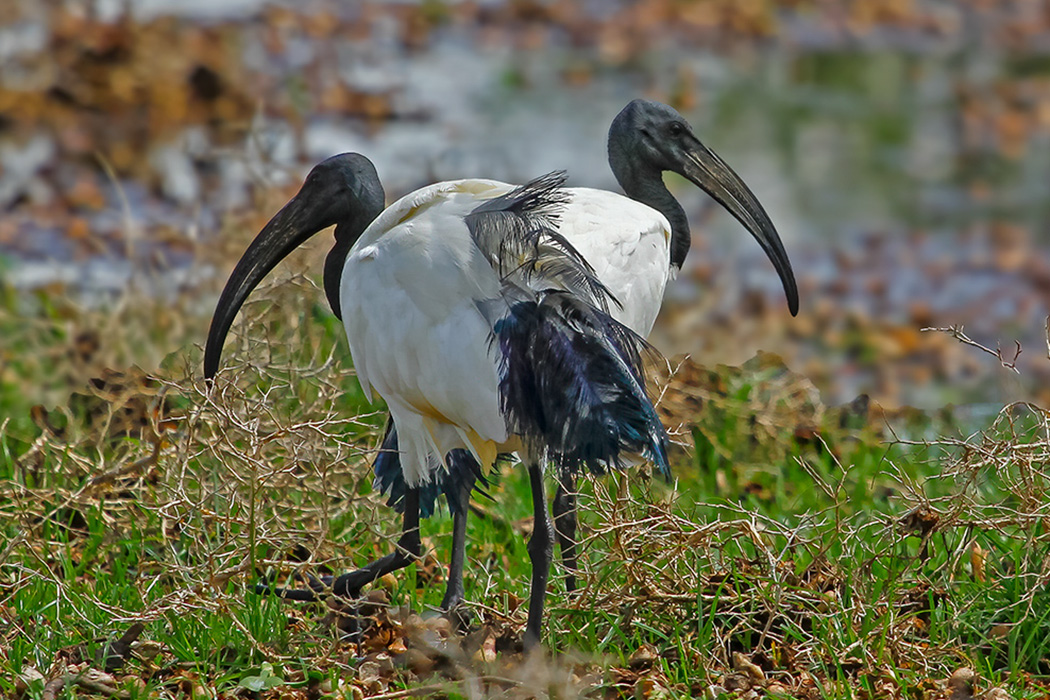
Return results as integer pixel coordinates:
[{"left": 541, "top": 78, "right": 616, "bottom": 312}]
[{"left": 922, "top": 324, "right": 1021, "bottom": 373}]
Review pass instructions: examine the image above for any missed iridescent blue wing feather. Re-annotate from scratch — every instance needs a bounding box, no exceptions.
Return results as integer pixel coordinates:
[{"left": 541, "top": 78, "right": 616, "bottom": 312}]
[{"left": 494, "top": 291, "right": 669, "bottom": 475}]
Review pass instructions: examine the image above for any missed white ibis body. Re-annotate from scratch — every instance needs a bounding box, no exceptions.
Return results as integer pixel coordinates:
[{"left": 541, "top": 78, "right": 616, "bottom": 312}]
[
  {"left": 369, "top": 98, "right": 797, "bottom": 597},
  {"left": 204, "top": 99, "right": 798, "bottom": 649}
]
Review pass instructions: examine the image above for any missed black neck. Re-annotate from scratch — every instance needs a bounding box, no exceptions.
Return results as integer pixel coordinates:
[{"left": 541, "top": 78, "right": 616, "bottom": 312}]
[
  {"left": 613, "top": 160, "right": 690, "bottom": 269},
  {"left": 323, "top": 219, "right": 369, "bottom": 320}
]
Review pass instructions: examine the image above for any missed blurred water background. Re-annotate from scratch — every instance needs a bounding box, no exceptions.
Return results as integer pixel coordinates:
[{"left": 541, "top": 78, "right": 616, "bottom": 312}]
[{"left": 2, "top": 0, "right": 1049, "bottom": 414}]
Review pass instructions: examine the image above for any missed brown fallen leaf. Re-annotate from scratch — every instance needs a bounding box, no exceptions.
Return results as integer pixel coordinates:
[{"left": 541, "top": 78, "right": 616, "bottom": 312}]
[
  {"left": 474, "top": 633, "right": 497, "bottom": 663},
  {"left": 948, "top": 667, "right": 975, "bottom": 700},
  {"left": 628, "top": 643, "right": 659, "bottom": 670},
  {"left": 971, "top": 542, "right": 987, "bottom": 582},
  {"left": 988, "top": 624, "right": 1010, "bottom": 639},
  {"left": 634, "top": 675, "right": 670, "bottom": 699},
  {"left": 733, "top": 651, "right": 766, "bottom": 683}
]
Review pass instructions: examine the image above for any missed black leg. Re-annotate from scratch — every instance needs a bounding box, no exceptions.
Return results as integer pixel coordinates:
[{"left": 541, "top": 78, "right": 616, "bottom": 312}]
[
  {"left": 259, "top": 488, "right": 422, "bottom": 603},
  {"left": 331, "top": 487, "right": 422, "bottom": 600},
  {"left": 553, "top": 469, "right": 578, "bottom": 593},
  {"left": 524, "top": 460, "right": 554, "bottom": 651},
  {"left": 439, "top": 482, "right": 471, "bottom": 629}
]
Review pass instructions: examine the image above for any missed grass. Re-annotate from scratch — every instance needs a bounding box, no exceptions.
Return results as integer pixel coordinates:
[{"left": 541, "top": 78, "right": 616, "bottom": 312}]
[{"left": 2, "top": 255, "right": 1049, "bottom": 699}]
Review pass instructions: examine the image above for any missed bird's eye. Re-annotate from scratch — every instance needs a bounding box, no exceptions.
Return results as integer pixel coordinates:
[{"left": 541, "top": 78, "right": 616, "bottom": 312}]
[{"left": 668, "top": 122, "right": 685, "bottom": 137}]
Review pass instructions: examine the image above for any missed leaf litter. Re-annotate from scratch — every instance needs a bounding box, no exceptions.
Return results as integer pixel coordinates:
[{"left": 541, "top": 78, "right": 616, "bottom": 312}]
[{"left": 3, "top": 270, "right": 1050, "bottom": 698}]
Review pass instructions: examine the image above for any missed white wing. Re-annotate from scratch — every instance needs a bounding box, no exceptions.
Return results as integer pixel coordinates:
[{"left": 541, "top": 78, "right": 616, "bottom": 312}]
[
  {"left": 342, "top": 179, "right": 672, "bottom": 486},
  {"left": 559, "top": 188, "right": 672, "bottom": 337},
  {"left": 342, "top": 179, "right": 519, "bottom": 484}
]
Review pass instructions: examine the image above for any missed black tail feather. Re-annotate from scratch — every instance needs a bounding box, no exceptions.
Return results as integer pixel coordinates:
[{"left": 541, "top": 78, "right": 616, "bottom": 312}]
[
  {"left": 373, "top": 419, "right": 495, "bottom": 518},
  {"left": 495, "top": 291, "right": 669, "bottom": 475}
]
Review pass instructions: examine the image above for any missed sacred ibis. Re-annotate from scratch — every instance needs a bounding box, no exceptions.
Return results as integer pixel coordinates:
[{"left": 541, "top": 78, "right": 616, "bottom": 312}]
[
  {"left": 359, "top": 98, "right": 797, "bottom": 595},
  {"left": 204, "top": 99, "right": 797, "bottom": 648}
]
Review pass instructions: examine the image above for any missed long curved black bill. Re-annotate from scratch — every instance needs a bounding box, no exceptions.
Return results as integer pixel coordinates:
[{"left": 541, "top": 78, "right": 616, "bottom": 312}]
[
  {"left": 204, "top": 193, "right": 333, "bottom": 380},
  {"left": 682, "top": 142, "right": 799, "bottom": 316}
]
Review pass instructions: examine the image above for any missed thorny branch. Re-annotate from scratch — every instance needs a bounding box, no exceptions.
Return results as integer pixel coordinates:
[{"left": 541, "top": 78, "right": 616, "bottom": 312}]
[{"left": 922, "top": 324, "right": 1022, "bottom": 374}]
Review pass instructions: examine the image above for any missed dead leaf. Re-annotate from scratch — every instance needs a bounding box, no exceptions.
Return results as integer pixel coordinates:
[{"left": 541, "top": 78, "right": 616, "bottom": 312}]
[
  {"left": 628, "top": 643, "right": 659, "bottom": 670},
  {"left": 948, "top": 667, "right": 975, "bottom": 700},
  {"left": 733, "top": 651, "right": 766, "bottom": 683},
  {"left": 971, "top": 542, "right": 987, "bottom": 582}
]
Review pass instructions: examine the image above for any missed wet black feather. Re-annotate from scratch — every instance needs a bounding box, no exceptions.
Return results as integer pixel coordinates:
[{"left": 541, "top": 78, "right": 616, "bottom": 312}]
[
  {"left": 495, "top": 291, "right": 669, "bottom": 475},
  {"left": 465, "top": 171, "right": 615, "bottom": 310},
  {"left": 373, "top": 419, "right": 495, "bottom": 517}
]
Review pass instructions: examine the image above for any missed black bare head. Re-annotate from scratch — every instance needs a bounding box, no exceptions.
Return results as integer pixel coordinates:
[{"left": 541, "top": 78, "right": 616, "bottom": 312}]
[
  {"left": 203, "top": 153, "right": 385, "bottom": 380},
  {"left": 608, "top": 99, "right": 798, "bottom": 316}
]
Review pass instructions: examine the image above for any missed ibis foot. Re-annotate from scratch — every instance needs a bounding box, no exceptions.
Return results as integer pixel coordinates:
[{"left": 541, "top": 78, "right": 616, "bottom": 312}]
[
  {"left": 440, "top": 599, "right": 474, "bottom": 633},
  {"left": 255, "top": 488, "right": 423, "bottom": 642},
  {"left": 326, "top": 588, "right": 391, "bottom": 641}
]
